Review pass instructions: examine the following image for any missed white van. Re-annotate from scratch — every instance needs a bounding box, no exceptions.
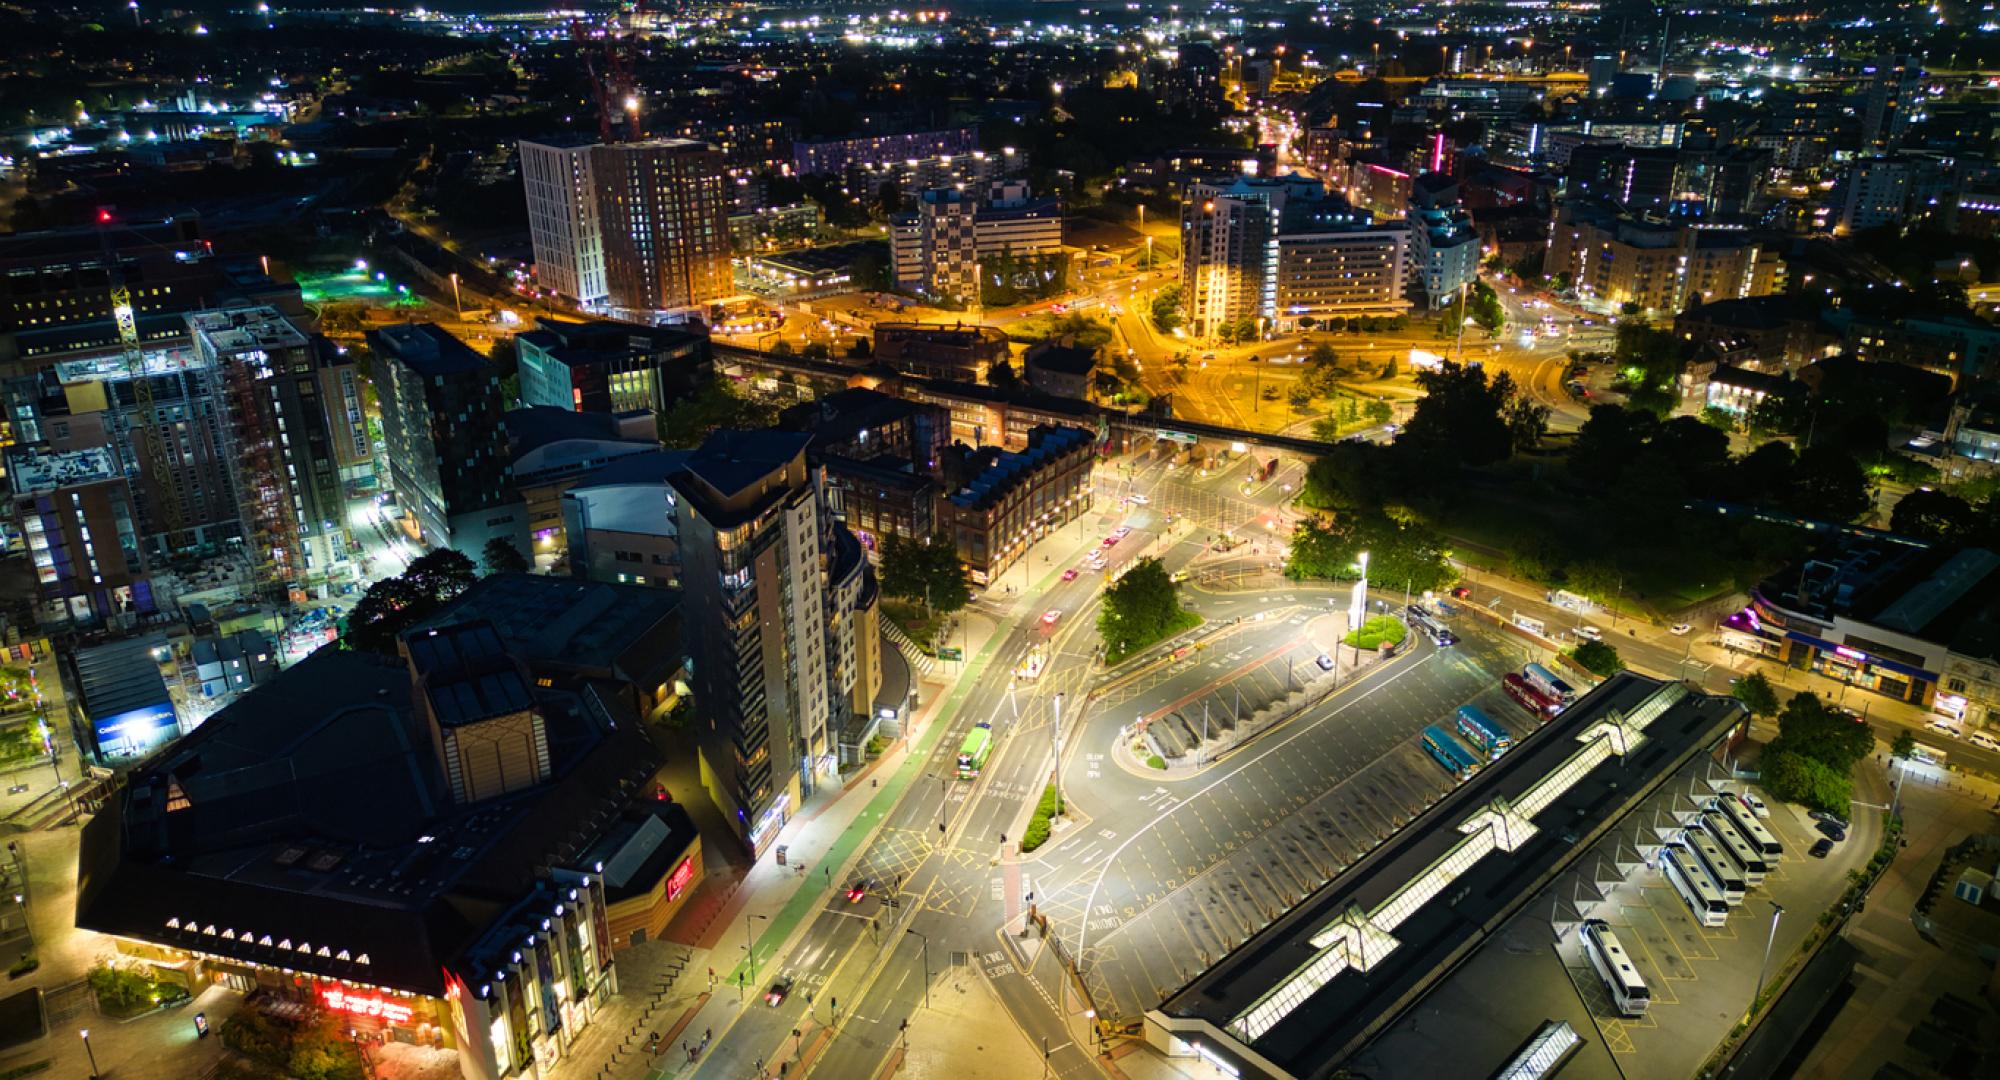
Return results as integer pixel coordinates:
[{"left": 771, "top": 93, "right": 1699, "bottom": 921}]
[{"left": 1967, "top": 730, "right": 2000, "bottom": 752}]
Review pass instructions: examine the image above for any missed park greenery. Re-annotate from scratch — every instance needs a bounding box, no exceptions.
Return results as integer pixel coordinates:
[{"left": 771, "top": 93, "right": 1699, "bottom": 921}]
[
  {"left": 1286, "top": 355, "right": 1894, "bottom": 613},
  {"left": 877, "top": 533, "right": 972, "bottom": 618},
  {"left": 1570, "top": 640, "right": 1625, "bottom": 678},
  {"left": 1006, "top": 312, "right": 1114, "bottom": 351},
  {"left": 1099, "top": 557, "right": 1201, "bottom": 664},
  {"left": 1344, "top": 614, "right": 1408, "bottom": 650},
  {"left": 1285, "top": 510, "right": 1455, "bottom": 594},
  {"left": 344, "top": 548, "right": 478, "bottom": 654},
  {"left": 1759, "top": 690, "right": 1874, "bottom": 815}
]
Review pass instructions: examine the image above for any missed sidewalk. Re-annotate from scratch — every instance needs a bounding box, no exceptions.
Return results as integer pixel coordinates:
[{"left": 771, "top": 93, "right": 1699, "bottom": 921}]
[
  {"left": 552, "top": 460, "right": 1166, "bottom": 1080},
  {"left": 883, "top": 964, "right": 1046, "bottom": 1080},
  {"left": 1793, "top": 754, "right": 2000, "bottom": 1076}
]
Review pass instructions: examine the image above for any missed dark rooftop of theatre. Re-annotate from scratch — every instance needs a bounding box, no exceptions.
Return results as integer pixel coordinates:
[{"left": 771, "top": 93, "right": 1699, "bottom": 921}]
[
  {"left": 416, "top": 572, "right": 682, "bottom": 691},
  {"left": 408, "top": 622, "right": 533, "bottom": 727},
  {"left": 74, "top": 600, "right": 676, "bottom": 998},
  {"left": 1157, "top": 673, "right": 1744, "bottom": 1078}
]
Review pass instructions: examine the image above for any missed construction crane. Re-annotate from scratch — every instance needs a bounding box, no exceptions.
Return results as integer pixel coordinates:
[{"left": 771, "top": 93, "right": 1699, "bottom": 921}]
[
  {"left": 569, "top": 1, "right": 648, "bottom": 143},
  {"left": 96, "top": 208, "right": 183, "bottom": 545}
]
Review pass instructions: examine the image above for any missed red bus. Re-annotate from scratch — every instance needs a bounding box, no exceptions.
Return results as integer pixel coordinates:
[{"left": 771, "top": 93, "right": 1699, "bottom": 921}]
[
  {"left": 1502, "top": 674, "right": 1557, "bottom": 720},
  {"left": 1257, "top": 458, "right": 1279, "bottom": 481}
]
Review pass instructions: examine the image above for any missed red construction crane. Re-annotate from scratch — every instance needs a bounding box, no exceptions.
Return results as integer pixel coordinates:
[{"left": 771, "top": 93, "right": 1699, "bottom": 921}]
[{"left": 569, "top": 1, "right": 647, "bottom": 143}]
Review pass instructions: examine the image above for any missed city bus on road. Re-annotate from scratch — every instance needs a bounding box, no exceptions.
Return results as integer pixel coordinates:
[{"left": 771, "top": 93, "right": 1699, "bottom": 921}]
[
  {"left": 1502, "top": 674, "right": 1558, "bottom": 720},
  {"left": 1581, "top": 919, "right": 1651, "bottom": 1017},
  {"left": 1702, "top": 811, "right": 1768, "bottom": 886},
  {"left": 1681, "top": 827, "right": 1747, "bottom": 904},
  {"left": 1662, "top": 843, "right": 1730, "bottom": 927},
  {"left": 1422, "top": 725, "right": 1482, "bottom": 781},
  {"left": 1717, "top": 795, "right": 1784, "bottom": 859},
  {"left": 1405, "top": 605, "right": 1458, "bottom": 647},
  {"left": 1455, "top": 705, "right": 1514, "bottom": 760},
  {"left": 956, "top": 723, "right": 993, "bottom": 780},
  {"left": 1523, "top": 663, "right": 1576, "bottom": 707}
]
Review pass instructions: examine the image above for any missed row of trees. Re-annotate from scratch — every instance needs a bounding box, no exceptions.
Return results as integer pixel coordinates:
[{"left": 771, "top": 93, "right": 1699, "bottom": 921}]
[
  {"left": 1284, "top": 508, "right": 1455, "bottom": 595},
  {"left": 1731, "top": 675, "right": 1874, "bottom": 815}
]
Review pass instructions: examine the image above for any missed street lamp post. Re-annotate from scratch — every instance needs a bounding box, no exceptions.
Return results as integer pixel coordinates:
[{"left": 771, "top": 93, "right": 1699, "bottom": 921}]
[
  {"left": 1750, "top": 902, "right": 1786, "bottom": 1017},
  {"left": 81, "top": 1029, "right": 100, "bottom": 1079},
  {"left": 744, "top": 912, "right": 769, "bottom": 996},
  {"left": 1052, "top": 693, "right": 1065, "bottom": 817},
  {"left": 907, "top": 929, "right": 933, "bottom": 1009},
  {"left": 1348, "top": 551, "right": 1371, "bottom": 632}
]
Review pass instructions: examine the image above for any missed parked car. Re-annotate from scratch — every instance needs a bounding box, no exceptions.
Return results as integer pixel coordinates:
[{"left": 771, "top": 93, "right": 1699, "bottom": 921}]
[
  {"left": 1316, "top": 654, "right": 1335, "bottom": 671},
  {"left": 1809, "top": 838, "right": 1833, "bottom": 859},
  {"left": 1738, "top": 791, "right": 1772, "bottom": 818},
  {"left": 1815, "top": 819, "right": 1847, "bottom": 842},
  {"left": 1810, "top": 809, "right": 1850, "bottom": 830}
]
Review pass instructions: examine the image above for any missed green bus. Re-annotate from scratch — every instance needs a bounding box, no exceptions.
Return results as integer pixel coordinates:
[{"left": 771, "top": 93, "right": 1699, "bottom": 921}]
[{"left": 956, "top": 723, "right": 993, "bottom": 780}]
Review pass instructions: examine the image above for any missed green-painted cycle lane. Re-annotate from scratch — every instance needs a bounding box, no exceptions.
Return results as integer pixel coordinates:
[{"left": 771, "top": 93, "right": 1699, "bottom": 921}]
[{"left": 719, "top": 620, "right": 1011, "bottom": 992}]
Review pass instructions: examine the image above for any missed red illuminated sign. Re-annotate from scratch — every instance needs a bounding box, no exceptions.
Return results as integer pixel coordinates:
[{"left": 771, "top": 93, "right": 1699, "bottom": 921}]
[
  {"left": 321, "top": 988, "right": 415, "bottom": 1025},
  {"left": 665, "top": 856, "right": 696, "bottom": 902}
]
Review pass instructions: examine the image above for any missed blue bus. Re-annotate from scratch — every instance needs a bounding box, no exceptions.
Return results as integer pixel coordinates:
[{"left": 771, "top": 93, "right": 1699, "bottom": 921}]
[
  {"left": 1422, "top": 724, "right": 1482, "bottom": 780},
  {"left": 1523, "top": 663, "right": 1576, "bottom": 707},
  {"left": 1455, "top": 705, "right": 1514, "bottom": 760}
]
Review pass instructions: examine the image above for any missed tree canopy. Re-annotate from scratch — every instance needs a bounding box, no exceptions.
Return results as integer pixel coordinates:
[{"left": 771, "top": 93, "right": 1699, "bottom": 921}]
[
  {"left": 1400, "top": 360, "right": 1517, "bottom": 468},
  {"left": 877, "top": 532, "right": 970, "bottom": 616},
  {"left": 346, "top": 548, "right": 478, "bottom": 654},
  {"left": 658, "top": 379, "right": 779, "bottom": 449},
  {"left": 1730, "top": 672, "right": 1780, "bottom": 718},
  {"left": 1284, "top": 512, "right": 1454, "bottom": 594},
  {"left": 1569, "top": 639, "right": 1624, "bottom": 678},
  {"left": 1099, "top": 557, "right": 1194, "bottom": 659},
  {"left": 482, "top": 536, "right": 530, "bottom": 576}
]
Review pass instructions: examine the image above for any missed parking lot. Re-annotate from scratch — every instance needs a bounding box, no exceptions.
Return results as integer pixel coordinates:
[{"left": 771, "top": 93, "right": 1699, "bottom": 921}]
[
  {"left": 1357, "top": 781, "right": 1879, "bottom": 1080},
  {"left": 1039, "top": 622, "right": 1537, "bottom": 1019}
]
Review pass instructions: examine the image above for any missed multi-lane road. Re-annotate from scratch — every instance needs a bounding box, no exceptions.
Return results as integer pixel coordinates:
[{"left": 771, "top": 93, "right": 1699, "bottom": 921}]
[{"left": 689, "top": 443, "right": 1581, "bottom": 1079}]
